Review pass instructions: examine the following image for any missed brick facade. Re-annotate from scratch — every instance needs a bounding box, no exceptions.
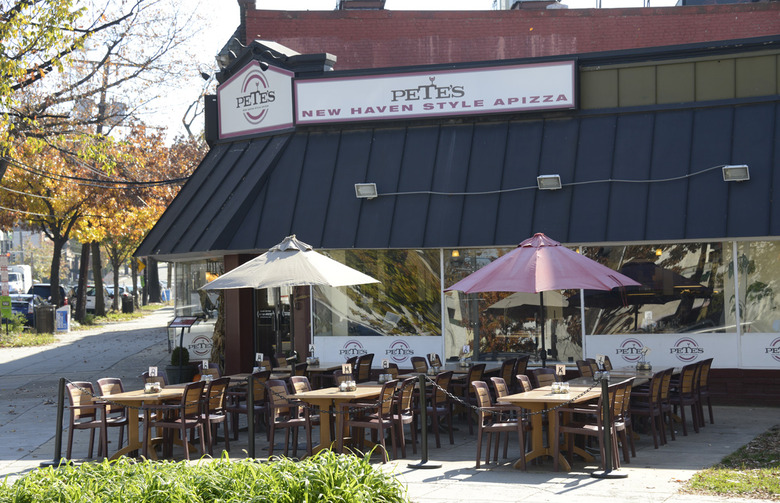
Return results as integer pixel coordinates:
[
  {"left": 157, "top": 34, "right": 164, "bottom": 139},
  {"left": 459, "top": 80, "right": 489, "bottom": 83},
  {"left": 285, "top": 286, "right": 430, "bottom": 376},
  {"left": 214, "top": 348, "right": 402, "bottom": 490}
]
[{"left": 243, "top": 4, "right": 780, "bottom": 70}]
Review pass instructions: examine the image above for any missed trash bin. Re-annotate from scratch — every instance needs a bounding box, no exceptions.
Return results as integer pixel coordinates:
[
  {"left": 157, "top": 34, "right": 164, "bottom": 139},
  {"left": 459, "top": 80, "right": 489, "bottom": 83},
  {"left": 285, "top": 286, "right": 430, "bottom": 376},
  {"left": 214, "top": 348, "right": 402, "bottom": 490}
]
[
  {"left": 35, "top": 305, "right": 56, "bottom": 334},
  {"left": 122, "top": 296, "right": 134, "bottom": 313}
]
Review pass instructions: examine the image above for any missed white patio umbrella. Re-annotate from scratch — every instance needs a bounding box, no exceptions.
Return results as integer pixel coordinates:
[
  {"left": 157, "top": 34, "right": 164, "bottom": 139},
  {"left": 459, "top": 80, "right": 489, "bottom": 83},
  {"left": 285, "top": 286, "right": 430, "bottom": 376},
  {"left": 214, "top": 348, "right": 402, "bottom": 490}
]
[{"left": 200, "top": 235, "right": 380, "bottom": 290}]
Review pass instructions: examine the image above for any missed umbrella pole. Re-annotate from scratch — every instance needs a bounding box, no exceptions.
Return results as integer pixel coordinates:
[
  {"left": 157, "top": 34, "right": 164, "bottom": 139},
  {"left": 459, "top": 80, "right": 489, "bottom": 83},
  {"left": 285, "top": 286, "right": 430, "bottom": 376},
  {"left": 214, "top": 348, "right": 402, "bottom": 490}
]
[{"left": 539, "top": 292, "right": 547, "bottom": 368}]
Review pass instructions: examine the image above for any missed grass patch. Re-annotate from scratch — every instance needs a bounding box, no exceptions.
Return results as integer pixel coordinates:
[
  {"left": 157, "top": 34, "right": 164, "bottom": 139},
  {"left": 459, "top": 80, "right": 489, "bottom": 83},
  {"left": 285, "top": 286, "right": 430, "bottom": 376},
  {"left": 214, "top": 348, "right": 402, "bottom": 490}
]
[
  {"left": 683, "top": 424, "right": 780, "bottom": 500},
  {"left": 0, "top": 451, "right": 409, "bottom": 503},
  {"left": 0, "top": 330, "right": 56, "bottom": 348}
]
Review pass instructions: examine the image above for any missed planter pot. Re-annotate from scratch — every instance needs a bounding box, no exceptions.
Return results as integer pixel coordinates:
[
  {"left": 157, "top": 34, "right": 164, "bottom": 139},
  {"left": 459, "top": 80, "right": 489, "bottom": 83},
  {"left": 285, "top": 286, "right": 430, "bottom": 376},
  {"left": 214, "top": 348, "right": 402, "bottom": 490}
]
[{"left": 165, "top": 364, "right": 197, "bottom": 384}]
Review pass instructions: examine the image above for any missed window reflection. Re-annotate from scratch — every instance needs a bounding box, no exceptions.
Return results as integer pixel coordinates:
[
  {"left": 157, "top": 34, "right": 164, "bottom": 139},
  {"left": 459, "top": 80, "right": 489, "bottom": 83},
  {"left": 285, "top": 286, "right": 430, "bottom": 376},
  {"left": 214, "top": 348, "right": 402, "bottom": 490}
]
[
  {"left": 579, "top": 242, "right": 730, "bottom": 334},
  {"left": 736, "top": 241, "right": 780, "bottom": 334},
  {"left": 313, "top": 249, "right": 440, "bottom": 337}
]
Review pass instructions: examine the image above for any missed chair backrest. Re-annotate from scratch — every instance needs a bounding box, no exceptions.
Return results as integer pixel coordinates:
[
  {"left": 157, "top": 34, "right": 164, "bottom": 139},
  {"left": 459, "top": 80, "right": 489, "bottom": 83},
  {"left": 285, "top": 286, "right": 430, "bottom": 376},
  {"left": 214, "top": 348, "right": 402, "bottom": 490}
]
[
  {"left": 181, "top": 380, "right": 206, "bottom": 418},
  {"left": 433, "top": 371, "right": 454, "bottom": 405},
  {"left": 489, "top": 377, "right": 510, "bottom": 400},
  {"left": 427, "top": 353, "right": 442, "bottom": 368},
  {"left": 332, "top": 369, "right": 351, "bottom": 385},
  {"left": 612, "top": 378, "right": 634, "bottom": 421},
  {"left": 204, "top": 377, "right": 230, "bottom": 413},
  {"left": 386, "top": 363, "right": 399, "bottom": 378},
  {"left": 141, "top": 370, "right": 167, "bottom": 387},
  {"left": 467, "top": 363, "right": 486, "bottom": 385},
  {"left": 698, "top": 358, "right": 713, "bottom": 390},
  {"left": 96, "top": 378, "right": 125, "bottom": 415},
  {"left": 586, "top": 358, "right": 600, "bottom": 375},
  {"left": 396, "top": 377, "right": 417, "bottom": 415},
  {"left": 500, "top": 358, "right": 517, "bottom": 383},
  {"left": 294, "top": 362, "right": 308, "bottom": 376},
  {"left": 411, "top": 356, "right": 428, "bottom": 373},
  {"left": 290, "top": 375, "right": 312, "bottom": 393},
  {"left": 197, "top": 362, "right": 221, "bottom": 378},
  {"left": 265, "top": 379, "right": 291, "bottom": 406},
  {"left": 659, "top": 367, "right": 674, "bottom": 402},
  {"left": 516, "top": 374, "right": 533, "bottom": 392},
  {"left": 576, "top": 360, "right": 593, "bottom": 378},
  {"left": 515, "top": 354, "right": 530, "bottom": 376},
  {"left": 356, "top": 353, "right": 374, "bottom": 382},
  {"left": 249, "top": 370, "right": 271, "bottom": 404},
  {"left": 529, "top": 368, "right": 556, "bottom": 388},
  {"left": 646, "top": 369, "right": 665, "bottom": 404},
  {"left": 258, "top": 359, "right": 273, "bottom": 371},
  {"left": 378, "top": 379, "right": 398, "bottom": 416},
  {"left": 271, "top": 353, "right": 287, "bottom": 368},
  {"left": 67, "top": 381, "right": 98, "bottom": 421},
  {"left": 602, "top": 355, "right": 614, "bottom": 371},
  {"left": 472, "top": 380, "right": 495, "bottom": 424},
  {"left": 678, "top": 363, "right": 700, "bottom": 395}
]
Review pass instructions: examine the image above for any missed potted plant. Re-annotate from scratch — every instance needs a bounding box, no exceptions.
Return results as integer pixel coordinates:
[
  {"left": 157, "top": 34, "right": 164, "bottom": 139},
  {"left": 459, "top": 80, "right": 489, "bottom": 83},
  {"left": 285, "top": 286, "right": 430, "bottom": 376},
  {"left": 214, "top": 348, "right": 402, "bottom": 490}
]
[{"left": 165, "top": 346, "right": 196, "bottom": 384}]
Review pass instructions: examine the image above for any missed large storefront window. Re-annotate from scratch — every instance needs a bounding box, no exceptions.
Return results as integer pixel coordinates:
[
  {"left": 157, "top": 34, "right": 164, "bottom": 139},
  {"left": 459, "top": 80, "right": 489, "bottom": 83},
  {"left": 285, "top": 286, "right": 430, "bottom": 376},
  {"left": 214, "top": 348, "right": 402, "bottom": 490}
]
[
  {"left": 736, "top": 241, "right": 780, "bottom": 334},
  {"left": 581, "top": 242, "right": 730, "bottom": 335},
  {"left": 312, "top": 249, "right": 441, "bottom": 337},
  {"left": 173, "top": 260, "right": 222, "bottom": 318},
  {"left": 443, "top": 248, "right": 582, "bottom": 363}
]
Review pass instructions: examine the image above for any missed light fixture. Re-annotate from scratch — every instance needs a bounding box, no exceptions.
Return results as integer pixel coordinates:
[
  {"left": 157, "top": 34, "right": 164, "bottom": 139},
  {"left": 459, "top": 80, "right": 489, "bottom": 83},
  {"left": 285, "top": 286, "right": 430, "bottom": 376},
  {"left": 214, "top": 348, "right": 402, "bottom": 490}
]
[
  {"left": 722, "top": 164, "right": 750, "bottom": 182},
  {"left": 655, "top": 248, "right": 663, "bottom": 256},
  {"left": 451, "top": 250, "right": 460, "bottom": 258},
  {"left": 354, "top": 183, "right": 378, "bottom": 199},
  {"left": 537, "top": 174, "right": 562, "bottom": 190}
]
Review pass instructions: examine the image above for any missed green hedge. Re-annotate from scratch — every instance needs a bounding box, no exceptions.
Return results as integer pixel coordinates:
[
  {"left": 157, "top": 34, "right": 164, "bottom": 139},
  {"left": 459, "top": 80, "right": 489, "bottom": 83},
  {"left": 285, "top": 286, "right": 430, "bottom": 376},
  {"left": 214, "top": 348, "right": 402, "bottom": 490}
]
[{"left": 0, "top": 451, "right": 408, "bottom": 503}]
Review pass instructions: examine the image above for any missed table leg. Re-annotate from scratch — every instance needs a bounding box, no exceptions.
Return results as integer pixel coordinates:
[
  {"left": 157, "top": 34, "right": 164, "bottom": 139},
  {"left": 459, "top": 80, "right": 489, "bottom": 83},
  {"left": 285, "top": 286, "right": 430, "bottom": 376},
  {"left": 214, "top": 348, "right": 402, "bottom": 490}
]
[
  {"left": 109, "top": 408, "right": 147, "bottom": 460},
  {"left": 512, "top": 403, "right": 571, "bottom": 471}
]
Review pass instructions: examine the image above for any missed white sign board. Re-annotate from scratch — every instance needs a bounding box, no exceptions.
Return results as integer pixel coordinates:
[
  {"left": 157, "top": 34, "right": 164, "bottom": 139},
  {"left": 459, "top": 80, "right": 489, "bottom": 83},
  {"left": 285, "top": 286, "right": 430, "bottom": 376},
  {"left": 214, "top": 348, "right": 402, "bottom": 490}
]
[
  {"left": 312, "top": 336, "right": 443, "bottom": 367},
  {"left": 295, "top": 61, "right": 575, "bottom": 124},
  {"left": 218, "top": 61, "right": 294, "bottom": 139},
  {"left": 586, "top": 333, "right": 739, "bottom": 369}
]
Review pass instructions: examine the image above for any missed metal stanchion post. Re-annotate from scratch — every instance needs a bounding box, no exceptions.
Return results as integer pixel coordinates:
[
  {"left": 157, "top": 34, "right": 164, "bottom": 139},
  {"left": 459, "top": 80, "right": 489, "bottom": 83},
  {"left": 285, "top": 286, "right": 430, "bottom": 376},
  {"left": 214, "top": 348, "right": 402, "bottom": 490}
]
[
  {"left": 247, "top": 374, "right": 255, "bottom": 458},
  {"left": 40, "top": 377, "right": 65, "bottom": 467},
  {"left": 592, "top": 375, "right": 627, "bottom": 479},
  {"left": 408, "top": 374, "right": 441, "bottom": 469}
]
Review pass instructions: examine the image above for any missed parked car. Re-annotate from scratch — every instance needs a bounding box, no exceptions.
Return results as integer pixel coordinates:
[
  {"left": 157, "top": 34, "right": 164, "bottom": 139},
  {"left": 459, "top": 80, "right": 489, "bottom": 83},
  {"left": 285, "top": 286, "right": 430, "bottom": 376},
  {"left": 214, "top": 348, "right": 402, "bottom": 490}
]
[
  {"left": 7, "top": 294, "right": 45, "bottom": 326},
  {"left": 75, "top": 284, "right": 110, "bottom": 312},
  {"left": 106, "top": 286, "right": 132, "bottom": 299},
  {"left": 27, "top": 284, "right": 71, "bottom": 307}
]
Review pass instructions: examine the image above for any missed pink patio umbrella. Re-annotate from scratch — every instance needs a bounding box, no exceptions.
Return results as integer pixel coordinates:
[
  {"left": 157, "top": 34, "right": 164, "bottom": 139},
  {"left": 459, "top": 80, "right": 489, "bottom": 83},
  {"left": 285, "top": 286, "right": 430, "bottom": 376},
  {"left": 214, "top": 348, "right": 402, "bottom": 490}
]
[{"left": 446, "top": 233, "right": 640, "bottom": 366}]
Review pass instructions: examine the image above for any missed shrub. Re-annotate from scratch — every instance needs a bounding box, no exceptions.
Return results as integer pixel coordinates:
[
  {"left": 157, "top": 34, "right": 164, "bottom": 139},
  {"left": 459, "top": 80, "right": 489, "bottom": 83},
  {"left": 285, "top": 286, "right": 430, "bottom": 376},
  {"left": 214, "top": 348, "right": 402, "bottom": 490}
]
[{"left": 171, "top": 345, "right": 189, "bottom": 366}]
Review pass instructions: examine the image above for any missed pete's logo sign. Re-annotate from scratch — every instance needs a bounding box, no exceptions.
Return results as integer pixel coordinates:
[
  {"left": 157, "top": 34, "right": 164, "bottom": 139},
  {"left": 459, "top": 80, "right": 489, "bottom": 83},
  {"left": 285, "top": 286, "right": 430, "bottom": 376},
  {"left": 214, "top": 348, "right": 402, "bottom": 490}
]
[
  {"left": 616, "top": 338, "right": 645, "bottom": 362},
  {"left": 235, "top": 68, "right": 276, "bottom": 124},
  {"left": 188, "top": 335, "right": 212, "bottom": 358},
  {"left": 385, "top": 340, "right": 414, "bottom": 363},
  {"left": 670, "top": 337, "right": 704, "bottom": 362},
  {"left": 766, "top": 337, "right": 780, "bottom": 362},
  {"left": 390, "top": 76, "right": 465, "bottom": 102},
  {"left": 340, "top": 339, "right": 368, "bottom": 357}
]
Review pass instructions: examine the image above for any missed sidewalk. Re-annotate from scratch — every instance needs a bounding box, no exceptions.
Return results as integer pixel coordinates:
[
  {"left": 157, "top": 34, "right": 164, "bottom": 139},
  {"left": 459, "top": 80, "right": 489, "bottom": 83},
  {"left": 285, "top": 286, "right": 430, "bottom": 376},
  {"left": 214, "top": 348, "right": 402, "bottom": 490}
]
[{"left": 0, "top": 310, "right": 777, "bottom": 503}]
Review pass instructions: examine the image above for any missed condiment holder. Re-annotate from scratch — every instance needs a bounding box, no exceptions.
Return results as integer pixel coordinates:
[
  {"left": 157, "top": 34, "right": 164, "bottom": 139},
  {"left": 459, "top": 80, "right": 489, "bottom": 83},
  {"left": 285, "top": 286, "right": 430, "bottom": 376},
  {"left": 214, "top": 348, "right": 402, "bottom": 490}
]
[
  {"left": 306, "top": 356, "right": 320, "bottom": 366},
  {"left": 636, "top": 361, "right": 652, "bottom": 371},
  {"left": 550, "top": 381, "right": 570, "bottom": 394},
  {"left": 377, "top": 373, "right": 393, "bottom": 384},
  {"left": 339, "top": 380, "right": 357, "bottom": 392},
  {"left": 143, "top": 382, "right": 161, "bottom": 394}
]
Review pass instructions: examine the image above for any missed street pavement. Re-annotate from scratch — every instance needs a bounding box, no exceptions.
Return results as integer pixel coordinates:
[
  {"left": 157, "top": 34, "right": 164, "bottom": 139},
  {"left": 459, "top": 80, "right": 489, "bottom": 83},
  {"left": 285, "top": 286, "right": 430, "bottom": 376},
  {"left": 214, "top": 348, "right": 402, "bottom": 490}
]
[{"left": 0, "top": 307, "right": 778, "bottom": 503}]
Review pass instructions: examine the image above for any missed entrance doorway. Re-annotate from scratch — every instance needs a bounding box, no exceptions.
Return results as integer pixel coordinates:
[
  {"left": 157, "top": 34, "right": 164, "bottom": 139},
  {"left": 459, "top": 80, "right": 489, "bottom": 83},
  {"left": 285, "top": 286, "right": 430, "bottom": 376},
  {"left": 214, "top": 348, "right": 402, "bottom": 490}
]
[{"left": 255, "top": 287, "right": 292, "bottom": 360}]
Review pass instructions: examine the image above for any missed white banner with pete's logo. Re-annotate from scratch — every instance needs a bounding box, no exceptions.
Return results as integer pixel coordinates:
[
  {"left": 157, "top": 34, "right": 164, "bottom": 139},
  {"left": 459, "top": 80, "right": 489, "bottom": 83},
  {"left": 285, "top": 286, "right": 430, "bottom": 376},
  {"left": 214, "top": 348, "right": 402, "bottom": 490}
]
[
  {"left": 218, "top": 61, "right": 294, "bottom": 139},
  {"left": 585, "top": 333, "right": 780, "bottom": 369},
  {"left": 295, "top": 61, "right": 575, "bottom": 125},
  {"left": 312, "top": 336, "right": 442, "bottom": 368}
]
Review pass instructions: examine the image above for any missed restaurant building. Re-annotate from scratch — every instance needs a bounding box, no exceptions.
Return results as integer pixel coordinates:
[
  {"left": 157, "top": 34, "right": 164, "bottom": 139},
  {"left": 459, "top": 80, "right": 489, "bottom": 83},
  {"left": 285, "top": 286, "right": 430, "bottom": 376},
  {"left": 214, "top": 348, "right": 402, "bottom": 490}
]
[{"left": 136, "top": 2, "right": 780, "bottom": 404}]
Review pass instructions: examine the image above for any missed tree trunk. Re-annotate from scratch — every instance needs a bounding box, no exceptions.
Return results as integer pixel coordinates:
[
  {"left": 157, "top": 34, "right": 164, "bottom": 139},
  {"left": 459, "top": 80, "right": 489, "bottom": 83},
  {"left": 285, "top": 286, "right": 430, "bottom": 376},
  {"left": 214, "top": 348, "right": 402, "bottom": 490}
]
[
  {"left": 75, "top": 243, "right": 90, "bottom": 322},
  {"left": 91, "top": 241, "right": 106, "bottom": 316},
  {"left": 49, "top": 237, "right": 66, "bottom": 306},
  {"left": 131, "top": 258, "right": 139, "bottom": 308},
  {"left": 111, "top": 249, "right": 121, "bottom": 311},
  {"left": 148, "top": 256, "right": 161, "bottom": 303}
]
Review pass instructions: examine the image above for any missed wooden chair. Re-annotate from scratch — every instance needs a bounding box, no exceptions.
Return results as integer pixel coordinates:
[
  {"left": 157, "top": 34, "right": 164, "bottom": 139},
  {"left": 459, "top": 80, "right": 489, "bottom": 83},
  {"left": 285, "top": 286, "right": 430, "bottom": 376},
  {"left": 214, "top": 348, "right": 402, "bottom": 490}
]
[
  {"left": 226, "top": 370, "right": 270, "bottom": 440},
  {"left": 410, "top": 356, "right": 428, "bottom": 373},
  {"left": 614, "top": 377, "right": 635, "bottom": 463},
  {"left": 472, "top": 380, "right": 528, "bottom": 469},
  {"left": 294, "top": 362, "right": 308, "bottom": 377},
  {"left": 66, "top": 381, "right": 108, "bottom": 459},
  {"left": 355, "top": 353, "right": 374, "bottom": 383},
  {"left": 450, "top": 363, "right": 486, "bottom": 434},
  {"left": 427, "top": 353, "right": 443, "bottom": 368},
  {"left": 586, "top": 358, "right": 600, "bottom": 375},
  {"left": 576, "top": 360, "right": 594, "bottom": 378},
  {"left": 602, "top": 355, "right": 614, "bottom": 371},
  {"left": 290, "top": 375, "right": 321, "bottom": 435},
  {"left": 657, "top": 367, "right": 676, "bottom": 443},
  {"left": 529, "top": 368, "right": 556, "bottom": 388},
  {"left": 197, "top": 362, "right": 221, "bottom": 380},
  {"left": 515, "top": 374, "right": 533, "bottom": 393},
  {"left": 629, "top": 369, "right": 667, "bottom": 449},
  {"left": 498, "top": 358, "right": 517, "bottom": 398},
  {"left": 265, "top": 379, "right": 312, "bottom": 457},
  {"left": 141, "top": 370, "right": 167, "bottom": 387},
  {"left": 697, "top": 358, "right": 714, "bottom": 425},
  {"left": 199, "top": 376, "right": 231, "bottom": 455},
  {"left": 512, "top": 355, "right": 530, "bottom": 393},
  {"left": 393, "top": 377, "right": 418, "bottom": 457},
  {"left": 414, "top": 370, "right": 454, "bottom": 447},
  {"left": 669, "top": 363, "right": 701, "bottom": 436},
  {"left": 552, "top": 379, "right": 629, "bottom": 472},
  {"left": 148, "top": 380, "right": 206, "bottom": 460},
  {"left": 385, "top": 362, "right": 400, "bottom": 379},
  {"left": 95, "top": 378, "right": 130, "bottom": 453},
  {"left": 338, "top": 379, "right": 398, "bottom": 462}
]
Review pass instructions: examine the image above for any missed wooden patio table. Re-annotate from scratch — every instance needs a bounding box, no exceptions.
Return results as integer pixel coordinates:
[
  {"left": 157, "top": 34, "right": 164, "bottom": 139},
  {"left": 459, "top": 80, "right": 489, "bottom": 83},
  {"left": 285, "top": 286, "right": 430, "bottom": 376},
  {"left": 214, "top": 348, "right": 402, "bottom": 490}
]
[
  {"left": 290, "top": 385, "right": 383, "bottom": 453},
  {"left": 498, "top": 384, "right": 601, "bottom": 470},
  {"left": 98, "top": 384, "right": 188, "bottom": 460}
]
